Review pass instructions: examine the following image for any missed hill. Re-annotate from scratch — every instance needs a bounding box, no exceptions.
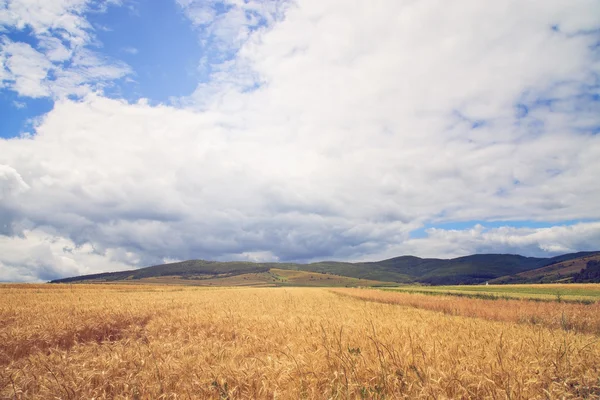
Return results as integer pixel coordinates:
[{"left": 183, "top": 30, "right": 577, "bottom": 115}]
[
  {"left": 279, "top": 252, "right": 598, "bottom": 285},
  {"left": 50, "top": 251, "right": 599, "bottom": 286},
  {"left": 491, "top": 252, "right": 600, "bottom": 284},
  {"left": 50, "top": 260, "right": 270, "bottom": 283},
  {"left": 79, "top": 269, "right": 397, "bottom": 288}
]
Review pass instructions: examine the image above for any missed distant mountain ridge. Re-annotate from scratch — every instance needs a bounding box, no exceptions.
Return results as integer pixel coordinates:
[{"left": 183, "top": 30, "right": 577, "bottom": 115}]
[{"left": 50, "top": 251, "right": 599, "bottom": 286}]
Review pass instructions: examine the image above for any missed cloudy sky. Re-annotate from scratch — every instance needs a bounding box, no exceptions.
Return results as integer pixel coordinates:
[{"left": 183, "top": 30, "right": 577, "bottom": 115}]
[{"left": 1, "top": 0, "right": 599, "bottom": 282}]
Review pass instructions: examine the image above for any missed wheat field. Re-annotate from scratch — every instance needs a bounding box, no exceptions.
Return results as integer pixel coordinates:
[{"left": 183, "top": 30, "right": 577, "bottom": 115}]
[
  {"left": 331, "top": 288, "right": 600, "bottom": 335},
  {"left": 1, "top": 284, "right": 600, "bottom": 399}
]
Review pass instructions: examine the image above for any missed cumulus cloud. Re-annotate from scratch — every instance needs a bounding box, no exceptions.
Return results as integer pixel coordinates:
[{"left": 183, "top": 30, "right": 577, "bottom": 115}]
[
  {"left": 1, "top": 0, "right": 600, "bottom": 281},
  {"left": 0, "top": 164, "right": 29, "bottom": 199},
  {"left": 0, "top": 228, "right": 135, "bottom": 282},
  {"left": 0, "top": 164, "right": 29, "bottom": 236}
]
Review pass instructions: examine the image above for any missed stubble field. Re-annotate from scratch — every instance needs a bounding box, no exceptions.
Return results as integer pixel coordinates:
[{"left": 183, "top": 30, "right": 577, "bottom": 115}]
[{"left": 1, "top": 284, "right": 600, "bottom": 399}]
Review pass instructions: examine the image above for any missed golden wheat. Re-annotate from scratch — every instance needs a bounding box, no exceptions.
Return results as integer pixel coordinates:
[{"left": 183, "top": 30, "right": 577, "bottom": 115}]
[
  {"left": 1, "top": 284, "right": 599, "bottom": 399},
  {"left": 330, "top": 288, "right": 600, "bottom": 335}
]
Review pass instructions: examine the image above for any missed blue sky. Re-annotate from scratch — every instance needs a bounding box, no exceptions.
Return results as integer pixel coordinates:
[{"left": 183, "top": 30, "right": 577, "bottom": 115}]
[
  {"left": 410, "top": 220, "right": 598, "bottom": 239},
  {"left": 89, "top": 1, "right": 208, "bottom": 102},
  {"left": 1, "top": 0, "right": 279, "bottom": 137},
  {"left": 1, "top": 0, "right": 599, "bottom": 281},
  {"left": 1, "top": 1, "right": 205, "bottom": 137}
]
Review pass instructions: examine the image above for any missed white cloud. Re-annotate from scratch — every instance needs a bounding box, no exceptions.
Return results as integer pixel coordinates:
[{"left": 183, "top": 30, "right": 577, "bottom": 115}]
[
  {"left": 0, "top": 45, "right": 8, "bottom": 84},
  {"left": 1, "top": 0, "right": 600, "bottom": 281},
  {"left": 38, "top": 36, "right": 72, "bottom": 61},
  {"left": 0, "top": 38, "right": 131, "bottom": 98},
  {"left": 0, "top": 0, "right": 131, "bottom": 99},
  {"left": 0, "top": 228, "right": 134, "bottom": 282},
  {"left": 176, "top": 0, "right": 288, "bottom": 58},
  {"left": 0, "top": 164, "right": 29, "bottom": 200},
  {"left": 0, "top": 0, "right": 92, "bottom": 46},
  {"left": 374, "top": 222, "right": 600, "bottom": 260},
  {"left": 1, "top": 40, "right": 52, "bottom": 97},
  {"left": 121, "top": 46, "right": 138, "bottom": 55}
]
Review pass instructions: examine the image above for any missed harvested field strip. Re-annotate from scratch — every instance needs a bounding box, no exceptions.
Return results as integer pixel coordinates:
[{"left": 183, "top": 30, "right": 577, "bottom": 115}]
[
  {"left": 382, "top": 287, "right": 596, "bottom": 304},
  {"left": 330, "top": 288, "right": 600, "bottom": 335},
  {"left": 383, "top": 283, "right": 600, "bottom": 302}
]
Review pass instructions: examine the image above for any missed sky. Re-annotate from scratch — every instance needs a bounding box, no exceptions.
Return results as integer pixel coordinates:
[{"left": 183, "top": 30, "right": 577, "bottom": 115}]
[{"left": 1, "top": 0, "right": 599, "bottom": 282}]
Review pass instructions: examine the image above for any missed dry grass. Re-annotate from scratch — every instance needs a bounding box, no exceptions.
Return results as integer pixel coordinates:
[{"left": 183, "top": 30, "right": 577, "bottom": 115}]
[{"left": 1, "top": 284, "right": 600, "bottom": 399}]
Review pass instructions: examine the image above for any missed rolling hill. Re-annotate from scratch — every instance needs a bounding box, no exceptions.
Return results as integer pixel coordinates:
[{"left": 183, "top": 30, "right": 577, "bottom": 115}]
[
  {"left": 491, "top": 252, "right": 600, "bottom": 284},
  {"left": 50, "top": 251, "right": 599, "bottom": 286}
]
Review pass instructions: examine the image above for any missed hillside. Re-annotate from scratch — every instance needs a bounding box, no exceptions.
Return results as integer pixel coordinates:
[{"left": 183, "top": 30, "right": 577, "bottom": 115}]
[
  {"left": 491, "top": 252, "right": 600, "bottom": 284},
  {"left": 50, "top": 251, "right": 598, "bottom": 286},
  {"left": 51, "top": 260, "right": 270, "bottom": 283},
  {"left": 279, "top": 252, "right": 597, "bottom": 285},
  {"left": 87, "top": 269, "right": 397, "bottom": 288}
]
